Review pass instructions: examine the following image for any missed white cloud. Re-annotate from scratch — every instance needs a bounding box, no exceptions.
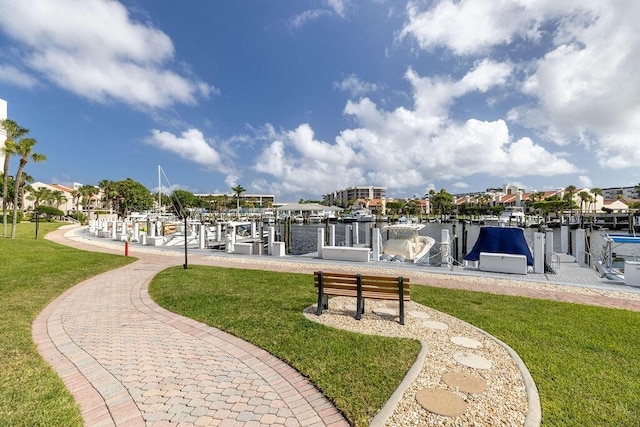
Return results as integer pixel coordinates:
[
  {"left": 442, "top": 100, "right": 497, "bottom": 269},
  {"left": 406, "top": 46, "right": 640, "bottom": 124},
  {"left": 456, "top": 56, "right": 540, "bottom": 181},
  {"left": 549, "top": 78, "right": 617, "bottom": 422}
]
[
  {"left": 400, "top": 0, "right": 533, "bottom": 55},
  {"left": 400, "top": 0, "right": 640, "bottom": 171},
  {"left": 289, "top": 0, "right": 353, "bottom": 29},
  {"left": 144, "top": 129, "right": 229, "bottom": 173},
  {"left": 333, "top": 74, "right": 380, "bottom": 97},
  {"left": 253, "top": 124, "right": 364, "bottom": 196},
  {"left": 515, "top": 1, "right": 640, "bottom": 168},
  {"left": 0, "top": 64, "right": 39, "bottom": 89},
  {"left": 251, "top": 65, "right": 577, "bottom": 197},
  {"left": 0, "top": 0, "right": 215, "bottom": 108},
  {"left": 326, "top": 0, "right": 353, "bottom": 18},
  {"left": 290, "top": 9, "right": 330, "bottom": 29},
  {"left": 578, "top": 175, "right": 593, "bottom": 188}
]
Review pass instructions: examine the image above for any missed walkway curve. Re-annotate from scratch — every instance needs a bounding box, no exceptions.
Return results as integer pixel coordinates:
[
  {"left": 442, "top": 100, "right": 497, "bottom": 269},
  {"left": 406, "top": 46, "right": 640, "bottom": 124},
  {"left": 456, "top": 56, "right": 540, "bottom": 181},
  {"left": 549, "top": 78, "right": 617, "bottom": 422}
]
[{"left": 34, "top": 226, "right": 348, "bottom": 426}]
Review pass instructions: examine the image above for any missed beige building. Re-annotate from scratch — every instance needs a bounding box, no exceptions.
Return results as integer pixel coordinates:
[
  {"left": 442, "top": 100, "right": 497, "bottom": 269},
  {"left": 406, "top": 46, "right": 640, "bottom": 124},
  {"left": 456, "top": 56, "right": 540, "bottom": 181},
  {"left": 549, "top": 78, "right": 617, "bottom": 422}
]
[
  {"left": 22, "top": 182, "right": 79, "bottom": 214},
  {"left": 323, "top": 186, "right": 387, "bottom": 207}
]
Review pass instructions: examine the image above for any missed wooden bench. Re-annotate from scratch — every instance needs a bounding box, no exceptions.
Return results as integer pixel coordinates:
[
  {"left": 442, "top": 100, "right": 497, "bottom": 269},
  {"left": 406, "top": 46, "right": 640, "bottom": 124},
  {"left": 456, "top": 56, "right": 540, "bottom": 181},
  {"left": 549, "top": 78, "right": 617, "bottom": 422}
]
[{"left": 314, "top": 271, "right": 410, "bottom": 325}]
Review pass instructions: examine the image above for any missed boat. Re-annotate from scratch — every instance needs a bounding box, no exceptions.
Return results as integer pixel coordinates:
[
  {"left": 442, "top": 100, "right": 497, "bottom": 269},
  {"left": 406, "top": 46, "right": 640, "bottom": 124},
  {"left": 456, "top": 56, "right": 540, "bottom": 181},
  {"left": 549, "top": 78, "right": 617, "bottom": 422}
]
[
  {"left": 352, "top": 209, "right": 374, "bottom": 222},
  {"left": 381, "top": 223, "right": 435, "bottom": 263},
  {"left": 463, "top": 226, "right": 535, "bottom": 273},
  {"left": 308, "top": 213, "right": 324, "bottom": 223},
  {"left": 595, "top": 230, "right": 640, "bottom": 282},
  {"left": 498, "top": 207, "right": 526, "bottom": 227},
  {"left": 262, "top": 211, "right": 275, "bottom": 225},
  {"left": 339, "top": 213, "right": 357, "bottom": 223}
]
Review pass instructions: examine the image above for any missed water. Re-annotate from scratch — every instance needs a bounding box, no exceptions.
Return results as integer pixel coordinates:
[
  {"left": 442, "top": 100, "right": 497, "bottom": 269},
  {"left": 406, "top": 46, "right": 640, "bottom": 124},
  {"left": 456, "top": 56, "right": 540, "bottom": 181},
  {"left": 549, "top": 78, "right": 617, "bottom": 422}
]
[{"left": 279, "top": 222, "right": 566, "bottom": 258}]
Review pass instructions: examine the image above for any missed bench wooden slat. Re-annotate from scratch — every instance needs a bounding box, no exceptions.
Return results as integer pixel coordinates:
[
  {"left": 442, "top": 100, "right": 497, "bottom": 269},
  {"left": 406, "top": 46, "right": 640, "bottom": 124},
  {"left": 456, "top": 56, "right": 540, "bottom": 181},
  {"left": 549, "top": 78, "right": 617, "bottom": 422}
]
[{"left": 314, "top": 270, "right": 409, "bottom": 324}]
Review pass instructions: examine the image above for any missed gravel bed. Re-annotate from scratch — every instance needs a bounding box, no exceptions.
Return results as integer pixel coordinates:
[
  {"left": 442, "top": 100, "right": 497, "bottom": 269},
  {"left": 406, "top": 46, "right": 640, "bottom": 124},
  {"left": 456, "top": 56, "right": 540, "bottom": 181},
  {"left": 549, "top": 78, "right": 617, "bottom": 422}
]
[{"left": 304, "top": 297, "right": 529, "bottom": 426}]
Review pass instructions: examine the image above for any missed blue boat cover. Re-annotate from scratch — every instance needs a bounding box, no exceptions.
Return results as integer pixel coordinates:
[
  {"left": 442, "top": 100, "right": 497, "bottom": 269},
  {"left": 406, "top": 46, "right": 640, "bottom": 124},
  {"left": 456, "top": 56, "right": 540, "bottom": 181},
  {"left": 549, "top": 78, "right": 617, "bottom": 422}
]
[{"left": 464, "top": 227, "right": 534, "bottom": 265}]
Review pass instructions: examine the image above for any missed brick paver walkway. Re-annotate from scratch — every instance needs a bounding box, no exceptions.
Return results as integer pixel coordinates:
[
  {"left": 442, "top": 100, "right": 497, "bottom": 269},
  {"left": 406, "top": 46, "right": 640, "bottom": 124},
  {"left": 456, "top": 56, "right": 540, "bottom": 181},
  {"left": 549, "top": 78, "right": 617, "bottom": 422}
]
[{"left": 34, "top": 226, "right": 348, "bottom": 426}]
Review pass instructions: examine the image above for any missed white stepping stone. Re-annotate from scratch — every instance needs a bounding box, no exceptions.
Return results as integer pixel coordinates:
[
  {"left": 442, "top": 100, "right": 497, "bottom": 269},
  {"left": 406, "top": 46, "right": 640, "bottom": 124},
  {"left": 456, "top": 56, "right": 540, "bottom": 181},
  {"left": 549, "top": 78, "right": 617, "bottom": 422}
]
[
  {"left": 408, "top": 310, "right": 429, "bottom": 319},
  {"left": 373, "top": 307, "right": 397, "bottom": 316},
  {"left": 453, "top": 353, "right": 492, "bottom": 370},
  {"left": 450, "top": 336, "right": 483, "bottom": 349},
  {"left": 424, "top": 320, "right": 448, "bottom": 330},
  {"left": 345, "top": 305, "right": 358, "bottom": 312}
]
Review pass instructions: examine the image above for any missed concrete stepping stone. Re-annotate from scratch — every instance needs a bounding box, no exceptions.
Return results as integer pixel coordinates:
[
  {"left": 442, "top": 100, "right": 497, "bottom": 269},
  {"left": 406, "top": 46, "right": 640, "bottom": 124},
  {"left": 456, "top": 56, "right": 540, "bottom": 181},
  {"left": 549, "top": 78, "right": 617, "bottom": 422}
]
[
  {"left": 442, "top": 371, "right": 487, "bottom": 394},
  {"left": 415, "top": 388, "right": 467, "bottom": 417},
  {"left": 408, "top": 310, "right": 429, "bottom": 319},
  {"left": 345, "top": 305, "right": 358, "bottom": 312},
  {"left": 373, "top": 307, "right": 396, "bottom": 317},
  {"left": 450, "top": 336, "right": 482, "bottom": 349},
  {"left": 453, "top": 353, "right": 492, "bottom": 370},
  {"left": 423, "top": 320, "right": 448, "bottom": 330}
]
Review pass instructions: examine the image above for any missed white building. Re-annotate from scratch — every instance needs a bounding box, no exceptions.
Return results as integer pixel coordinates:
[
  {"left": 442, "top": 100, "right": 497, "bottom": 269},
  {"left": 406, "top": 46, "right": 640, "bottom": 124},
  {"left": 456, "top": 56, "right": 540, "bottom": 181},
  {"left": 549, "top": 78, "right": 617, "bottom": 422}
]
[
  {"left": 602, "top": 186, "right": 639, "bottom": 200},
  {"left": 0, "top": 98, "right": 7, "bottom": 166},
  {"left": 22, "top": 182, "right": 78, "bottom": 214}
]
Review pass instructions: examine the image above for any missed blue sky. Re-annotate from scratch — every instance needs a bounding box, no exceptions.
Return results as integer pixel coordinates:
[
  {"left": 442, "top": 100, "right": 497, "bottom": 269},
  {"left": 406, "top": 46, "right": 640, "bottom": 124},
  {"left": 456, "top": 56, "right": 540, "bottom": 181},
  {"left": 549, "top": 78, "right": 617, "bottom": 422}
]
[{"left": 1, "top": 0, "right": 638, "bottom": 202}]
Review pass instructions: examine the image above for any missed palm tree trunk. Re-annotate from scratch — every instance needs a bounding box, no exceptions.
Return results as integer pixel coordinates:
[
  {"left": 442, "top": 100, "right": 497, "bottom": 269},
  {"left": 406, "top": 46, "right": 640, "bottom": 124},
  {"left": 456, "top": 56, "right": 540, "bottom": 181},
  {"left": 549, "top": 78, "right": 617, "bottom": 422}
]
[
  {"left": 2, "top": 155, "right": 10, "bottom": 237},
  {"left": 11, "top": 160, "right": 26, "bottom": 238}
]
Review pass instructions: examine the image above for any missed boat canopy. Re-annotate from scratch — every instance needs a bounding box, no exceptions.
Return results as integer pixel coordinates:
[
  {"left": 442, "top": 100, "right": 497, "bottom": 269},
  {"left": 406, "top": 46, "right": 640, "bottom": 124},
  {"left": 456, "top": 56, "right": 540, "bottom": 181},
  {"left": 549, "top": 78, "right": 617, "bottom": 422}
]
[
  {"left": 464, "top": 227, "right": 534, "bottom": 266},
  {"left": 607, "top": 234, "right": 640, "bottom": 244}
]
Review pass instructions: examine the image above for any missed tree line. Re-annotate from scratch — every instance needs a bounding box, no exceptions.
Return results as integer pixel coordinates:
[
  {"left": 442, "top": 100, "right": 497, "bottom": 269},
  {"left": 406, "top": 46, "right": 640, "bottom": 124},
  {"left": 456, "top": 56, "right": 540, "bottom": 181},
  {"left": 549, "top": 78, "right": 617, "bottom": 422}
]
[{"left": 1, "top": 119, "right": 46, "bottom": 238}]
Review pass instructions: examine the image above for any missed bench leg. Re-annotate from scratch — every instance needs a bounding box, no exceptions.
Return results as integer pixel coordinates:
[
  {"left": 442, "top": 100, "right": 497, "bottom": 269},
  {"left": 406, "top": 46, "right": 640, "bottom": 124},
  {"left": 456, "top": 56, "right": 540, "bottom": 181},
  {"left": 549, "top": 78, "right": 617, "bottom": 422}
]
[
  {"left": 316, "top": 272, "right": 324, "bottom": 316},
  {"left": 355, "top": 274, "right": 362, "bottom": 320},
  {"left": 398, "top": 276, "right": 405, "bottom": 325}
]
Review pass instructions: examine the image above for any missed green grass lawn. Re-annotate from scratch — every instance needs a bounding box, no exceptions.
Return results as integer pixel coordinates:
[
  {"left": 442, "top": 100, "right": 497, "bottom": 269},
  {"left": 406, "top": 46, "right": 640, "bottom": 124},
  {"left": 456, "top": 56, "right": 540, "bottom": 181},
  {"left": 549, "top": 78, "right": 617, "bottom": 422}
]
[
  {"left": 412, "top": 286, "right": 640, "bottom": 426},
  {"left": 5, "top": 223, "right": 640, "bottom": 426},
  {"left": 0, "top": 223, "right": 134, "bottom": 426},
  {"left": 149, "top": 265, "right": 421, "bottom": 426},
  {"left": 150, "top": 265, "right": 640, "bottom": 427}
]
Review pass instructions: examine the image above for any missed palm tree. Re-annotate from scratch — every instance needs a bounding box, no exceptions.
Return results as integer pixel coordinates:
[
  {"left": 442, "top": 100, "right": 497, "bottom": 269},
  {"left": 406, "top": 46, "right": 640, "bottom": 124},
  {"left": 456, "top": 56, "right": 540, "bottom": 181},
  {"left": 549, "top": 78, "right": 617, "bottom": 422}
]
[
  {"left": 231, "top": 185, "right": 246, "bottom": 219},
  {"left": 79, "top": 185, "right": 97, "bottom": 213},
  {"left": 51, "top": 190, "right": 68, "bottom": 210},
  {"left": 27, "top": 186, "right": 53, "bottom": 208},
  {"left": 564, "top": 184, "right": 577, "bottom": 220},
  {"left": 11, "top": 138, "right": 46, "bottom": 237},
  {"left": 71, "top": 189, "right": 81, "bottom": 211},
  {"left": 577, "top": 190, "right": 591, "bottom": 215},
  {"left": 1, "top": 119, "right": 29, "bottom": 237},
  {"left": 19, "top": 172, "right": 34, "bottom": 211}
]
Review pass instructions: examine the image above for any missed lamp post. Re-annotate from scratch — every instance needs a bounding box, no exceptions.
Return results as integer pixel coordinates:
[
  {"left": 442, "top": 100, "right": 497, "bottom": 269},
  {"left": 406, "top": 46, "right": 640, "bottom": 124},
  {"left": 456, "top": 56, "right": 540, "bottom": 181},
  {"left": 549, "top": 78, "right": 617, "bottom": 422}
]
[
  {"left": 35, "top": 211, "right": 40, "bottom": 239},
  {"left": 183, "top": 214, "right": 188, "bottom": 269}
]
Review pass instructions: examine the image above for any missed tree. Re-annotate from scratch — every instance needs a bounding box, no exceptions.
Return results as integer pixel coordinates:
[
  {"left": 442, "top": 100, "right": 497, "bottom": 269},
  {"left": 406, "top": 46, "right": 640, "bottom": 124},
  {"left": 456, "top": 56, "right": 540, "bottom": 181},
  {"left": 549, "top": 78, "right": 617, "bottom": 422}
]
[
  {"left": 431, "top": 189, "right": 454, "bottom": 219},
  {"left": 635, "top": 183, "right": 640, "bottom": 199},
  {"left": 1, "top": 119, "right": 29, "bottom": 237},
  {"left": 577, "top": 190, "right": 591, "bottom": 215},
  {"left": 78, "top": 185, "right": 97, "bottom": 212},
  {"left": 231, "top": 185, "right": 246, "bottom": 218},
  {"left": 590, "top": 188, "right": 603, "bottom": 211},
  {"left": 98, "top": 179, "right": 117, "bottom": 212},
  {"left": 11, "top": 138, "right": 46, "bottom": 237},
  {"left": 110, "top": 178, "right": 154, "bottom": 217},
  {"left": 170, "top": 189, "right": 207, "bottom": 215},
  {"left": 19, "top": 173, "right": 35, "bottom": 211},
  {"left": 564, "top": 185, "right": 577, "bottom": 217},
  {"left": 51, "top": 190, "right": 68, "bottom": 210},
  {"left": 27, "top": 186, "right": 53, "bottom": 208}
]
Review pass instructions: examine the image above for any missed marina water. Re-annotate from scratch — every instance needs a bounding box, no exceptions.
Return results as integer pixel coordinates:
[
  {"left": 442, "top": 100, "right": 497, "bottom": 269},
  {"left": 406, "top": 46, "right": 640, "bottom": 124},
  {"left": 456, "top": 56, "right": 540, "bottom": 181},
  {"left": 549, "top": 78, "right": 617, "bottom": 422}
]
[{"left": 282, "top": 222, "right": 563, "bottom": 258}]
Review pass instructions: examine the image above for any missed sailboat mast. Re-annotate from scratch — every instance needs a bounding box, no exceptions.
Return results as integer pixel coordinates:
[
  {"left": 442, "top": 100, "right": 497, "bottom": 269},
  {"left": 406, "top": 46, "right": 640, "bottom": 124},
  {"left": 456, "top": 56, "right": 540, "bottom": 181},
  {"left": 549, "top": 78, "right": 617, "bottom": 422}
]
[{"left": 158, "top": 165, "right": 161, "bottom": 211}]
